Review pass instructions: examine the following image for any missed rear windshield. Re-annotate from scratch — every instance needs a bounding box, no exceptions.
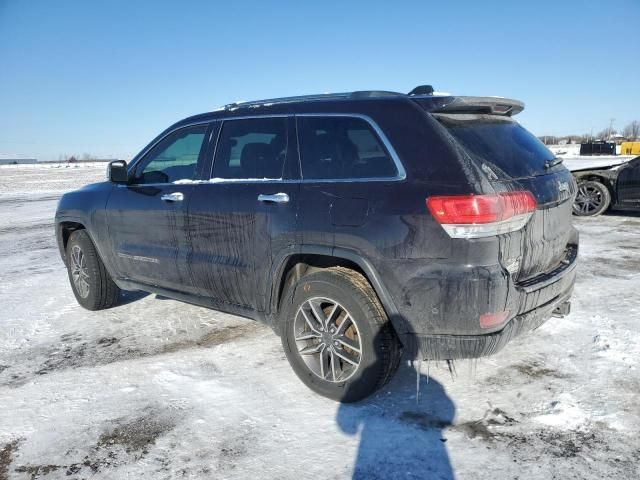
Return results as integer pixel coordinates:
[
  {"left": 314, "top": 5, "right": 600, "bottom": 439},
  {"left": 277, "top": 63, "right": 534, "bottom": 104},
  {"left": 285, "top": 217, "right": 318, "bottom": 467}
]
[{"left": 435, "top": 114, "right": 556, "bottom": 178}]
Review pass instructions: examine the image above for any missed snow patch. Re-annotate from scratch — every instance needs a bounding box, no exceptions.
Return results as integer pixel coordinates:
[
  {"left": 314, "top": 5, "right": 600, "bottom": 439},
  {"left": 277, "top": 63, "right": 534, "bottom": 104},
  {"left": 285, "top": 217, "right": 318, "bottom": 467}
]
[
  {"left": 173, "top": 177, "right": 280, "bottom": 184},
  {"left": 534, "top": 395, "right": 589, "bottom": 430},
  {"left": 564, "top": 156, "right": 632, "bottom": 172}
]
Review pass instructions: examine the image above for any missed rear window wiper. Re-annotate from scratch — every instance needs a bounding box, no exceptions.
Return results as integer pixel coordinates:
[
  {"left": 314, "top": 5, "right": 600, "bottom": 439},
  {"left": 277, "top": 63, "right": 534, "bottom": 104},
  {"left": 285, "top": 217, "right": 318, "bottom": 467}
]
[{"left": 545, "top": 157, "right": 563, "bottom": 169}]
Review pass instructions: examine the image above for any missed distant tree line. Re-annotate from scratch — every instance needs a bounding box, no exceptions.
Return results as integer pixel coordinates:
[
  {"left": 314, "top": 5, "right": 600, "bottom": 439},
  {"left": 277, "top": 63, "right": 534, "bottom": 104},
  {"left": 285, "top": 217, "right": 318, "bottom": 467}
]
[
  {"left": 623, "top": 120, "right": 640, "bottom": 140},
  {"left": 58, "top": 153, "right": 99, "bottom": 163},
  {"left": 539, "top": 120, "right": 640, "bottom": 144}
]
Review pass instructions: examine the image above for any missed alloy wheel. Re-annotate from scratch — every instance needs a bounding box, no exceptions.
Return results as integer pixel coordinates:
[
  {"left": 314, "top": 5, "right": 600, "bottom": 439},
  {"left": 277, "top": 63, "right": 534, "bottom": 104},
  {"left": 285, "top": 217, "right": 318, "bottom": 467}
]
[
  {"left": 574, "top": 184, "right": 604, "bottom": 214},
  {"left": 293, "top": 297, "right": 362, "bottom": 383},
  {"left": 70, "top": 245, "right": 90, "bottom": 298}
]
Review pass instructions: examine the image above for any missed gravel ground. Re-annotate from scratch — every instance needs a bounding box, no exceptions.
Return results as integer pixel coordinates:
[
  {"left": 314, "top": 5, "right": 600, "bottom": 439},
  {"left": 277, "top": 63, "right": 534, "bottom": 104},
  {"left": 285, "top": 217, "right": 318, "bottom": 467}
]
[{"left": 0, "top": 164, "right": 638, "bottom": 479}]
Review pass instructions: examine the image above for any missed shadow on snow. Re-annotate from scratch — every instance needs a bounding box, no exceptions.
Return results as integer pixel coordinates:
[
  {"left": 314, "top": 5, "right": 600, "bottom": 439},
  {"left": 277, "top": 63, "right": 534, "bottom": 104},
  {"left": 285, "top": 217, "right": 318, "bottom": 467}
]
[{"left": 337, "top": 359, "right": 455, "bottom": 480}]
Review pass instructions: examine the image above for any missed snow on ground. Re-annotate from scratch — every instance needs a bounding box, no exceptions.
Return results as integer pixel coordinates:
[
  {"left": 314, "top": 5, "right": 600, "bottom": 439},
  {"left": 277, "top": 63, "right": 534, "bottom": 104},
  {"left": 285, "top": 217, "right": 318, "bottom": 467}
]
[
  {"left": 0, "top": 163, "right": 109, "bottom": 200},
  {"left": 0, "top": 164, "right": 639, "bottom": 479},
  {"left": 545, "top": 144, "right": 636, "bottom": 172},
  {"left": 547, "top": 144, "right": 581, "bottom": 157},
  {"left": 563, "top": 156, "right": 633, "bottom": 172}
]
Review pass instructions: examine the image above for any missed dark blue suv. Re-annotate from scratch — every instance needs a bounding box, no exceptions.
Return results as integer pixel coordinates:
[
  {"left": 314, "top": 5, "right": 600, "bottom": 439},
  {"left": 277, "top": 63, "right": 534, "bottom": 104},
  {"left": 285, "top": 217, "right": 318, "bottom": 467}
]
[{"left": 55, "top": 87, "right": 578, "bottom": 401}]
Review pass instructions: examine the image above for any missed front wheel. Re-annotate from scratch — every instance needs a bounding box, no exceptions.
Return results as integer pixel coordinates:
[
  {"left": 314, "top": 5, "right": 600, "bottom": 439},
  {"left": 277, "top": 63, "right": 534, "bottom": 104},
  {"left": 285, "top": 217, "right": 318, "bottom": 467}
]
[
  {"left": 573, "top": 180, "right": 611, "bottom": 216},
  {"left": 281, "top": 267, "right": 401, "bottom": 403},
  {"left": 66, "top": 230, "right": 120, "bottom": 310}
]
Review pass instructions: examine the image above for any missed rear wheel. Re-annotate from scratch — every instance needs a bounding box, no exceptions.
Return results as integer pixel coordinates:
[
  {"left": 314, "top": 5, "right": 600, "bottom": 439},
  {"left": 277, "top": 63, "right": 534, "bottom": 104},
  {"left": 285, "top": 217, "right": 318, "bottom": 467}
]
[
  {"left": 66, "top": 230, "right": 120, "bottom": 310},
  {"left": 573, "top": 180, "right": 611, "bottom": 216},
  {"left": 281, "top": 267, "right": 401, "bottom": 402}
]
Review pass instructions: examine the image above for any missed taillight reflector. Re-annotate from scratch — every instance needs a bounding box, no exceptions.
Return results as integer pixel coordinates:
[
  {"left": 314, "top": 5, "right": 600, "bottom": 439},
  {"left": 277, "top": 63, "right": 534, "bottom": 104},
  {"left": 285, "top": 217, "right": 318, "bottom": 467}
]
[
  {"left": 426, "top": 191, "right": 536, "bottom": 238},
  {"left": 479, "top": 311, "right": 510, "bottom": 329}
]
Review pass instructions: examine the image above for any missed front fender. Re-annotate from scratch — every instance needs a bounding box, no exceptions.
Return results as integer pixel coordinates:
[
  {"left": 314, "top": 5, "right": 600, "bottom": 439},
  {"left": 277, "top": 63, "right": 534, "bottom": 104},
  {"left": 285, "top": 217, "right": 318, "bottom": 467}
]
[{"left": 55, "top": 181, "right": 114, "bottom": 266}]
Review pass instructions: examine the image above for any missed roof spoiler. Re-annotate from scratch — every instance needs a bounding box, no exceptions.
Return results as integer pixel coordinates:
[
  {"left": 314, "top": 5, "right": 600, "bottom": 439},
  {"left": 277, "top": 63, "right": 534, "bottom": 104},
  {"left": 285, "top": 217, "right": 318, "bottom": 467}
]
[{"left": 412, "top": 95, "right": 525, "bottom": 116}]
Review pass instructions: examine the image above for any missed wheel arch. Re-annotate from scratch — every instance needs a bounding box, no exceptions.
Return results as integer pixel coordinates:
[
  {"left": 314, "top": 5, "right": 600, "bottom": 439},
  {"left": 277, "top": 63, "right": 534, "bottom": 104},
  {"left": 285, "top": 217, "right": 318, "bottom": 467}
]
[
  {"left": 56, "top": 220, "right": 87, "bottom": 263},
  {"left": 573, "top": 173, "right": 618, "bottom": 210},
  {"left": 56, "top": 220, "right": 119, "bottom": 285},
  {"left": 572, "top": 172, "right": 616, "bottom": 196},
  {"left": 268, "top": 246, "right": 401, "bottom": 335}
]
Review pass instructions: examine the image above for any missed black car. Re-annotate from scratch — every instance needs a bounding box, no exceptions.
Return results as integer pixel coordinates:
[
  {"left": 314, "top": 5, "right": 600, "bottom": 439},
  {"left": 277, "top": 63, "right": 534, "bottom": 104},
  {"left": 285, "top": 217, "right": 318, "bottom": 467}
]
[
  {"left": 55, "top": 86, "right": 578, "bottom": 402},
  {"left": 571, "top": 156, "right": 640, "bottom": 216}
]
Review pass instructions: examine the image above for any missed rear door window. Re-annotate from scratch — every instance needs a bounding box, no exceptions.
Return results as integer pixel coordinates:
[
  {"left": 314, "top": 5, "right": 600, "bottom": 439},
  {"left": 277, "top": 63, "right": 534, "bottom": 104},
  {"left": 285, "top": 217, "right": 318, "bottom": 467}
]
[
  {"left": 435, "top": 114, "right": 556, "bottom": 178},
  {"left": 298, "top": 116, "right": 398, "bottom": 180},
  {"left": 212, "top": 117, "right": 288, "bottom": 180}
]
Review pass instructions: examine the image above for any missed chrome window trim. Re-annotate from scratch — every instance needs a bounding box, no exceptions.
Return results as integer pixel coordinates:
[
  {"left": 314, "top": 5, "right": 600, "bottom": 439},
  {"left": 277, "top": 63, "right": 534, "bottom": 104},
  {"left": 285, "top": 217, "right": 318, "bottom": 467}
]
[
  {"left": 125, "top": 112, "right": 406, "bottom": 186},
  {"left": 295, "top": 113, "right": 407, "bottom": 183},
  {"left": 118, "top": 177, "right": 397, "bottom": 187}
]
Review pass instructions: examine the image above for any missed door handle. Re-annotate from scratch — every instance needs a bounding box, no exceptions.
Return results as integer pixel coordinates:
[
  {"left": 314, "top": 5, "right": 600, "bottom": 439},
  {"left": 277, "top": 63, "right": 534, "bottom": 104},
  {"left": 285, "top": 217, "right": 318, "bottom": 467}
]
[
  {"left": 160, "top": 192, "right": 184, "bottom": 202},
  {"left": 258, "top": 192, "right": 290, "bottom": 204}
]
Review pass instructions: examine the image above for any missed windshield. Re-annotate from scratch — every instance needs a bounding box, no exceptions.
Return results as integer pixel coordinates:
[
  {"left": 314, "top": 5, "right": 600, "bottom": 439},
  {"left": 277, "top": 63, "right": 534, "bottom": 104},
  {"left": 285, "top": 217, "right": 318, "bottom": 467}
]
[{"left": 436, "top": 114, "right": 557, "bottom": 178}]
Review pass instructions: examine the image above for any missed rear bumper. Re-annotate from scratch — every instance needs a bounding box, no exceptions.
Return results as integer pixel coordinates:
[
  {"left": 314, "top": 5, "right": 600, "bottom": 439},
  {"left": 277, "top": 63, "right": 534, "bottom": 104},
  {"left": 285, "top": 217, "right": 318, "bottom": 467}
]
[
  {"left": 401, "top": 289, "right": 573, "bottom": 360},
  {"left": 395, "top": 245, "right": 578, "bottom": 360}
]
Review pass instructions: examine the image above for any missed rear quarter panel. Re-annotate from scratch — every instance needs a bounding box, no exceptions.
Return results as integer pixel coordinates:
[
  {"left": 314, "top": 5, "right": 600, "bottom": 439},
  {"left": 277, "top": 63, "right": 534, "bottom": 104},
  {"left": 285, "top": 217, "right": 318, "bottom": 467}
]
[{"left": 296, "top": 100, "right": 496, "bottom": 335}]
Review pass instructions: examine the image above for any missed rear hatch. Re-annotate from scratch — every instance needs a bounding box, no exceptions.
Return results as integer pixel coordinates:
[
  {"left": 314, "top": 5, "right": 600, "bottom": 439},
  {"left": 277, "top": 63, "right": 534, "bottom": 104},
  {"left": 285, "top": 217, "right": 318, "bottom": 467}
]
[{"left": 434, "top": 113, "right": 577, "bottom": 283}]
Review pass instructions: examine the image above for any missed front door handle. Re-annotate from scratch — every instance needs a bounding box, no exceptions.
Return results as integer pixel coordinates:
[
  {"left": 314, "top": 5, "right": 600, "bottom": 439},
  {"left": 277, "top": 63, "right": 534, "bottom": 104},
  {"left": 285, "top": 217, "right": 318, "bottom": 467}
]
[
  {"left": 160, "top": 192, "right": 184, "bottom": 202},
  {"left": 258, "top": 192, "right": 290, "bottom": 204}
]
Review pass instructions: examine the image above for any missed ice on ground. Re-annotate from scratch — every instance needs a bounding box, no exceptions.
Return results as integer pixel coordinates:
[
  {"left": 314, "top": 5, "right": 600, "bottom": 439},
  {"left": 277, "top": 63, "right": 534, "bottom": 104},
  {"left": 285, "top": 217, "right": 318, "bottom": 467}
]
[{"left": 0, "top": 165, "right": 639, "bottom": 479}]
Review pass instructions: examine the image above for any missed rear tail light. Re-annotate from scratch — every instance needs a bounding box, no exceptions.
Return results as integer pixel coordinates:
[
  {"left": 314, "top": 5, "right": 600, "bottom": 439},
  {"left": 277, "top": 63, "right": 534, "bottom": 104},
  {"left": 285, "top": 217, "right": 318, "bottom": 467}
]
[
  {"left": 479, "top": 311, "right": 510, "bottom": 329},
  {"left": 426, "top": 191, "right": 536, "bottom": 238}
]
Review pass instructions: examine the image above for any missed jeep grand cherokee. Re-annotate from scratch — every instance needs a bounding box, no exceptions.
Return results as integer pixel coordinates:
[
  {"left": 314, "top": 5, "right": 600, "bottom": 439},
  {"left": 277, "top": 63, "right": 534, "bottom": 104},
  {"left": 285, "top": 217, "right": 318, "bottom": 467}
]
[{"left": 55, "top": 86, "right": 578, "bottom": 402}]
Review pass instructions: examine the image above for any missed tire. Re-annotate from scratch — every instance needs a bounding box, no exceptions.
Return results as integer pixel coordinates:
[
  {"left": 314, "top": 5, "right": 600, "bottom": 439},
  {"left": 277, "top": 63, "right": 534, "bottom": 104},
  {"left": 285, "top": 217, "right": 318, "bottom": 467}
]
[
  {"left": 66, "top": 230, "right": 120, "bottom": 310},
  {"left": 281, "top": 267, "right": 402, "bottom": 403},
  {"left": 573, "top": 180, "right": 611, "bottom": 216}
]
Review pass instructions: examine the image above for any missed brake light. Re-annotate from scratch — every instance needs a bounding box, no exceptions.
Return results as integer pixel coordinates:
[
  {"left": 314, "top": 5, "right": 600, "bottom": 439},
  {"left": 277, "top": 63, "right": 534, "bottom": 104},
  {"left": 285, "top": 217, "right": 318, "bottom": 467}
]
[{"left": 426, "top": 191, "right": 536, "bottom": 238}]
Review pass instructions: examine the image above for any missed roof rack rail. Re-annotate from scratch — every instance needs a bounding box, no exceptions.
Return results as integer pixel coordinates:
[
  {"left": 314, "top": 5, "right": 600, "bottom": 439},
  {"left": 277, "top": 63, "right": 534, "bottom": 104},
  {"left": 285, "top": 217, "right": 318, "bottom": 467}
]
[
  {"left": 223, "top": 92, "right": 352, "bottom": 110},
  {"left": 350, "top": 90, "right": 404, "bottom": 99},
  {"left": 222, "top": 90, "right": 405, "bottom": 110},
  {"left": 217, "top": 87, "right": 524, "bottom": 116},
  {"left": 222, "top": 85, "right": 524, "bottom": 117}
]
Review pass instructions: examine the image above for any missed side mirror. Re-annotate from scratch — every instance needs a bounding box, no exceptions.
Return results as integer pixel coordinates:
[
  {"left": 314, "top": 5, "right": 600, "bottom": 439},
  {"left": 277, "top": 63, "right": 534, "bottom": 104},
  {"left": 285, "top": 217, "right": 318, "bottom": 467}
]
[{"left": 108, "top": 160, "right": 129, "bottom": 184}]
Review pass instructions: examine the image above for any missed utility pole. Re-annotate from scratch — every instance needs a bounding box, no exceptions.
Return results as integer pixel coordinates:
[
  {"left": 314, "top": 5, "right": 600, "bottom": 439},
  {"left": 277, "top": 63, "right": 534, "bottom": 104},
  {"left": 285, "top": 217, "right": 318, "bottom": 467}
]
[{"left": 608, "top": 118, "right": 615, "bottom": 140}]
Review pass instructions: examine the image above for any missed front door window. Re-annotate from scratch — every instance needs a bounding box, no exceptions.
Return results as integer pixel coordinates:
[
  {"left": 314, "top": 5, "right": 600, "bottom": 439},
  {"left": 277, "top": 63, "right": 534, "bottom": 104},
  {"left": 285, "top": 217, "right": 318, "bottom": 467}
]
[{"left": 135, "top": 125, "right": 208, "bottom": 184}]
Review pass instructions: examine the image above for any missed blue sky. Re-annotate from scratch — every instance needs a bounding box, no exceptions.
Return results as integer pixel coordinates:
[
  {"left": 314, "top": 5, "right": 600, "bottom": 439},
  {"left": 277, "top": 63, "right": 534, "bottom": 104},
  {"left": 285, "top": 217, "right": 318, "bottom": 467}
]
[{"left": 1, "top": 0, "right": 638, "bottom": 160}]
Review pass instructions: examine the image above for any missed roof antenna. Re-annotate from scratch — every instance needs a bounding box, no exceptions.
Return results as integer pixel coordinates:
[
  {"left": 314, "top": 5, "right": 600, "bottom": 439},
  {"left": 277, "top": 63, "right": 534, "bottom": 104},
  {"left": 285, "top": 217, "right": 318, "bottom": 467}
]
[{"left": 408, "top": 85, "right": 434, "bottom": 96}]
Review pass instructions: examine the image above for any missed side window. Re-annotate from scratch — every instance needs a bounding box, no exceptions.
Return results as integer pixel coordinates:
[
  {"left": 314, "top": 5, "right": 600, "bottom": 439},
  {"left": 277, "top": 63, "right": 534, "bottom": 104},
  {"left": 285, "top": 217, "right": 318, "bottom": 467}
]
[
  {"left": 135, "top": 125, "right": 208, "bottom": 184},
  {"left": 298, "top": 116, "right": 398, "bottom": 180},
  {"left": 212, "top": 117, "right": 287, "bottom": 180}
]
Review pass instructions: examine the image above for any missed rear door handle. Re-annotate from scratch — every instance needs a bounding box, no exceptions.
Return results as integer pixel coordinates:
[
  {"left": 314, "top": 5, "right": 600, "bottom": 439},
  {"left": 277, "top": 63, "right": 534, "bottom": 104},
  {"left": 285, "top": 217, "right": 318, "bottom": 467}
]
[
  {"left": 258, "top": 192, "right": 290, "bottom": 204},
  {"left": 160, "top": 192, "right": 184, "bottom": 202}
]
